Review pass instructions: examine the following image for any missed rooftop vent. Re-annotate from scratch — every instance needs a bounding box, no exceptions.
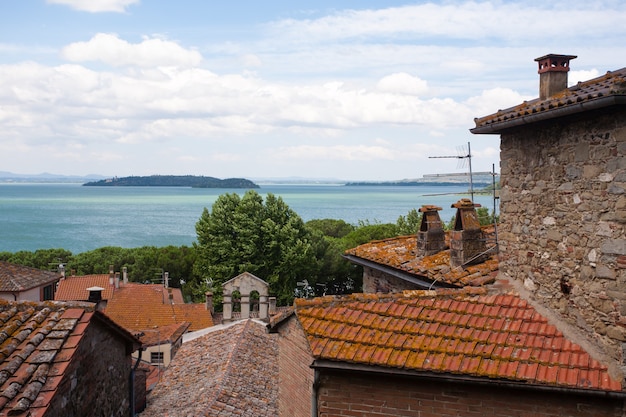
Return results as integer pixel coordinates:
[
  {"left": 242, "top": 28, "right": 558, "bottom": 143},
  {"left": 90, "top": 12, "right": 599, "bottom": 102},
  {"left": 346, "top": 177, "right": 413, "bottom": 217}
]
[
  {"left": 87, "top": 286, "right": 104, "bottom": 303},
  {"left": 535, "top": 54, "right": 577, "bottom": 100}
]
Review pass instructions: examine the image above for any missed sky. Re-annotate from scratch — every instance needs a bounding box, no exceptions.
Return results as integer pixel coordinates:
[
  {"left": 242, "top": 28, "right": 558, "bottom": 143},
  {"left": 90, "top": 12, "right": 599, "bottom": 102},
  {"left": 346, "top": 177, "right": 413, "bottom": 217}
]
[{"left": 1, "top": 1, "right": 625, "bottom": 181}]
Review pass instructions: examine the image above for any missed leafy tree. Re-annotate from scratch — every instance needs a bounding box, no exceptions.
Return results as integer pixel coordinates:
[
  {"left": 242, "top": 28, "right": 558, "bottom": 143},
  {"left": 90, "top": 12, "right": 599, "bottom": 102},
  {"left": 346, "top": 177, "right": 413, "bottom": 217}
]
[
  {"left": 395, "top": 208, "right": 421, "bottom": 235},
  {"left": 0, "top": 249, "right": 72, "bottom": 271},
  {"left": 193, "top": 190, "right": 316, "bottom": 306}
]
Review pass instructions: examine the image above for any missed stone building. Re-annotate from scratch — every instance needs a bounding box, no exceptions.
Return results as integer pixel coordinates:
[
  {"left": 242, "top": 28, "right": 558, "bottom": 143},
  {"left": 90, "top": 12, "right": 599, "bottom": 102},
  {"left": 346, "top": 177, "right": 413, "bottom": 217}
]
[
  {"left": 472, "top": 54, "right": 626, "bottom": 369},
  {"left": 0, "top": 299, "right": 140, "bottom": 416}
]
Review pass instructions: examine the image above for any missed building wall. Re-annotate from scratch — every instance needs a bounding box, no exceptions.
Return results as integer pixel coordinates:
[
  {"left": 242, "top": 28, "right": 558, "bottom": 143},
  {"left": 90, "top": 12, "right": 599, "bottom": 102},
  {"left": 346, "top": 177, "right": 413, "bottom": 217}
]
[
  {"left": 136, "top": 342, "right": 173, "bottom": 367},
  {"left": 276, "top": 315, "right": 314, "bottom": 417},
  {"left": 0, "top": 287, "right": 41, "bottom": 302},
  {"left": 498, "top": 108, "right": 626, "bottom": 364},
  {"left": 362, "top": 266, "right": 421, "bottom": 294},
  {"left": 44, "top": 319, "right": 132, "bottom": 417},
  {"left": 317, "top": 371, "right": 624, "bottom": 417}
]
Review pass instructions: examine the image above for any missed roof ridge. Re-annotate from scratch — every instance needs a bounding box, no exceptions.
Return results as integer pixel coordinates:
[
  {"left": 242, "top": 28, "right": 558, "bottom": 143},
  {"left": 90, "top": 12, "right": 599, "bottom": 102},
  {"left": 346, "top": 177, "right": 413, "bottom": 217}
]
[
  {"left": 295, "top": 287, "right": 490, "bottom": 308},
  {"left": 203, "top": 320, "right": 251, "bottom": 411}
]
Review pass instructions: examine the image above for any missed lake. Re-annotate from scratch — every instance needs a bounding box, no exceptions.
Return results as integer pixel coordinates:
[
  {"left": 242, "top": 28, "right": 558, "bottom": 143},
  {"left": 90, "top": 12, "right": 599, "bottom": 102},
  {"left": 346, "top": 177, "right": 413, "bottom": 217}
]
[{"left": 0, "top": 183, "right": 497, "bottom": 253}]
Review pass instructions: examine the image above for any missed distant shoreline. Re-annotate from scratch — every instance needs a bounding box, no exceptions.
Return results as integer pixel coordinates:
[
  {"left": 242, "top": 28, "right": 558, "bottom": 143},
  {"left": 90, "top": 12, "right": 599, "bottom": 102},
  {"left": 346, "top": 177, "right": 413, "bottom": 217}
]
[{"left": 83, "top": 175, "right": 259, "bottom": 188}]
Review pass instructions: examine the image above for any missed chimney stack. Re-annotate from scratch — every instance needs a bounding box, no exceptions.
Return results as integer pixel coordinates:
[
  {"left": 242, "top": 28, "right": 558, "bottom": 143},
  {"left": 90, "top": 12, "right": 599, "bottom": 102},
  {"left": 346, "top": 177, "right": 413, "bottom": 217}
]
[
  {"left": 164, "top": 272, "right": 169, "bottom": 288},
  {"left": 449, "top": 199, "right": 487, "bottom": 267},
  {"left": 115, "top": 272, "right": 120, "bottom": 289},
  {"left": 417, "top": 205, "right": 446, "bottom": 256},
  {"left": 109, "top": 264, "right": 115, "bottom": 286},
  {"left": 535, "top": 54, "right": 577, "bottom": 100},
  {"left": 205, "top": 292, "right": 214, "bottom": 313},
  {"left": 123, "top": 267, "right": 128, "bottom": 285}
]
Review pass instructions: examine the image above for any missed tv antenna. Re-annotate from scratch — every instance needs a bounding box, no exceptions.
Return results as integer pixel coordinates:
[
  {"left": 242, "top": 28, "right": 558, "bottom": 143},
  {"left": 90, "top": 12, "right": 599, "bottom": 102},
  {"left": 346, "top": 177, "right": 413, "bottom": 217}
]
[{"left": 429, "top": 141, "right": 474, "bottom": 201}]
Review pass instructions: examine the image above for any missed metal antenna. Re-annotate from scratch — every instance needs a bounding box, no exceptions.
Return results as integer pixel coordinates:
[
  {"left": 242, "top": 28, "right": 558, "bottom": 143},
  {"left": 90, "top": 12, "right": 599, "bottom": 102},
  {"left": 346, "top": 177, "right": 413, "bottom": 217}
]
[{"left": 429, "top": 141, "right": 474, "bottom": 200}]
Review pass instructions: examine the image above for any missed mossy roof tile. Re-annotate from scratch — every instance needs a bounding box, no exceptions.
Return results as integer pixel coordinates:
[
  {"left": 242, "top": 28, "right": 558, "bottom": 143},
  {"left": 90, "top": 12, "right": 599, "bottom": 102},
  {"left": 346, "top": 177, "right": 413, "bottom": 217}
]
[{"left": 294, "top": 289, "right": 623, "bottom": 392}]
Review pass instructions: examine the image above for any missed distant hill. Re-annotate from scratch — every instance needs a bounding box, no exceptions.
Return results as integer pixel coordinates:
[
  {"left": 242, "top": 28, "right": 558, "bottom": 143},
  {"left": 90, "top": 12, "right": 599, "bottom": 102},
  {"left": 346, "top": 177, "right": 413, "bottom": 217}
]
[
  {"left": 345, "top": 172, "right": 498, "bottom": 187},
  {"left": 0, "top": 171, "right": 106, "bottom": 183},
  {"left": 83, "top": 175, "right": 259, "bottom": 188}
]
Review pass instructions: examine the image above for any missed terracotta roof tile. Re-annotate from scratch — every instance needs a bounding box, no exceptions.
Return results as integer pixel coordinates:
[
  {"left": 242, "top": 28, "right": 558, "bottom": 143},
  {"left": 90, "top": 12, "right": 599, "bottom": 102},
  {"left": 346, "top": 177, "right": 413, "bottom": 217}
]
[
  {"left": 54, "top": 275, "right": 115, "bottom": 301},
  {"left": 103, "top": 283, "right": 213, "bottom": 332},
  {"left": 344, "top": 234, "right": 498, "bottom": 288},
  {"left": 295, "top": 289, "right": 623, "bottom": 393},
  {"left": 0, "top": 299, "right": 136, "bottom": 416},
  {"left": 0, "top": 262, "right": 60, "bottom": 293},
  {"left": 142, "top": 320, "right": 278, "bottom": 417},
  {"left": 473, "top": 67, "right": 626, "bottom": 133}
]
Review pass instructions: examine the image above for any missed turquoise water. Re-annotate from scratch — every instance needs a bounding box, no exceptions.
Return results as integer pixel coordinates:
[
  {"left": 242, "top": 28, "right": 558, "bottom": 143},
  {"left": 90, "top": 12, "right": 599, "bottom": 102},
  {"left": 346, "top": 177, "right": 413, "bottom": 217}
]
[{"left": 0, "top": 183, "right": 496, "bottom": 253}]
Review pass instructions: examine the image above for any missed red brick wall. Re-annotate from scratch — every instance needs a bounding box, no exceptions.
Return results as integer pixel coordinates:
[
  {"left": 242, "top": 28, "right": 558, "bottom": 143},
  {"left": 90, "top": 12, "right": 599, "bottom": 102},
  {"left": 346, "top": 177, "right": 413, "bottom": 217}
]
[
  {"left": 318, "top": 371, "right": 625, "bottom": 417},
  {"left": 276, "top": 315, "right": 315, "bottom": 417},
  {"left": 45, "top": 318, "right": 132, "bottom": 417}
]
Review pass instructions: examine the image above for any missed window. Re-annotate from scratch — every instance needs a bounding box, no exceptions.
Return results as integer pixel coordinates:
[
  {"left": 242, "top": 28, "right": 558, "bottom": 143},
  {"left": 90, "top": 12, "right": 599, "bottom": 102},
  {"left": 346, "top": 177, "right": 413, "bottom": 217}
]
[
  {"left": 43, "top": 284, "right": 54, "bottom": 301},
  {"left": 150, "top": 351, "right": 164, "bottom": 364}
]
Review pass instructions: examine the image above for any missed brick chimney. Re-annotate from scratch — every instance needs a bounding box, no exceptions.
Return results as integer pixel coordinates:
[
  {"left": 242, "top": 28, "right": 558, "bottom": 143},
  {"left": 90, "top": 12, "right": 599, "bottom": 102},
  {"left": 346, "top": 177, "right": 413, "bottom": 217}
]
[
  {"left": 417, "top": 205, "right": 446, "bottom": 256},
  {"left": 449, "top": 199, "right": 487, "bottom": 267},
  {"left": 534, "top": 54, "right": 577, "bottom": 100}
]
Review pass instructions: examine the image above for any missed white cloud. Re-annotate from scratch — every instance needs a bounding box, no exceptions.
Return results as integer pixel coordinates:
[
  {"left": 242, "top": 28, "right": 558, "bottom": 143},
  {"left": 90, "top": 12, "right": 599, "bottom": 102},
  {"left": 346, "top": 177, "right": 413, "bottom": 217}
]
[
  {"left": 570, "top": 69, "right": 601, "bottom": 85},
  {"left": 274, "top": 145, "right": 396, "bottom": 161},
  {"left": 61, "top": 33, "right": 202, "bottom": 68},
  {"left": 46, "top": 0, "right": 139, "bottom": 13},
  {"left": 377, "top": 73, "right": 429, "bottom": 96},
  {"left": 268, "top": 2, "right": 626, "bottom": 43}
]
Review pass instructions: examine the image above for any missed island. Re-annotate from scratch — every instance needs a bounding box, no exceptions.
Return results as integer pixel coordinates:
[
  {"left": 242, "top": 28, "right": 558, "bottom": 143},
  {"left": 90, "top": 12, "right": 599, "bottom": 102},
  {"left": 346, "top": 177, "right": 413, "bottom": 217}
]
[{"left": 83, "top": 175, "right": 259, "bottom": 188}]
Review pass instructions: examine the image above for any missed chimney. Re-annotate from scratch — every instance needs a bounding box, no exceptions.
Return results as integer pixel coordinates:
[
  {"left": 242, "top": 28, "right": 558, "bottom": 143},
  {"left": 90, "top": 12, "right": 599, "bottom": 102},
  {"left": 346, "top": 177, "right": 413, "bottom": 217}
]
[
  {"left": 123, "top": 267, "right": 128, "bottom": 285},
  {"left": 417, "top": 205, "right": 446, "bottom": 256},
  {"left": 164, "top": 272, "right": 169, "bottom": 288},
  {"left": 535, "top": 54, "right": 577, "bottom": 100},
  {"left": 58, "top": 264, "right": 65, "bottom": 279},
  {"left": 449, "top": 199, "right": 487, "bottom": 267},
  {"left": 109, "top": 264, "right": 115, "bottom": 286},
  {"left": 205, "top": 292, "right": 214, "bottom": 313},
  {"left": 115, "top": 272, "right": 120, "bottom": 289}
]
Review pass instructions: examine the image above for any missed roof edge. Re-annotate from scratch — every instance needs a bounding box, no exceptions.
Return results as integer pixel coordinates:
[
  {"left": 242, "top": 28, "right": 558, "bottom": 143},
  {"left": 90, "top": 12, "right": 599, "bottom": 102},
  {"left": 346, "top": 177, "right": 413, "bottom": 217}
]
[
  {"left": 311, "top": 359, "right": 626, "bottom": 398},
  {"left": 342, "top": 254, "right": 458, "bottom": 289},
  {"left": 471, "top": 95, "right": 626, "bottom": 135}
]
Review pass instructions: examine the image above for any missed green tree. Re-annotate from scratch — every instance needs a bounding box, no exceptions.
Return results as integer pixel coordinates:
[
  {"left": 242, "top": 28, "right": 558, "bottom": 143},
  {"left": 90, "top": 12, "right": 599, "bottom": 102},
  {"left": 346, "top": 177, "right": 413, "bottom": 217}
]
[
  {"left": 395, "top": 208, "right": 421, "bottom": 235},
  {"left": 193, "top": 190, "right": 316, "bottom": 305}
]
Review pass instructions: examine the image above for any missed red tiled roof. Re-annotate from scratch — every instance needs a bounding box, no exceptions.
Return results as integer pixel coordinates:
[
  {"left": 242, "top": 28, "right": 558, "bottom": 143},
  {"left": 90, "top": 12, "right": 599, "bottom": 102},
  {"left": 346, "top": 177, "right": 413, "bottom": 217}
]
[
  {"left": 0, "top": 299, "right": 138, "bottom": 416},
  {"left": 295, "top": 289, "right": 623, "bottom": 392},
  {"left": 104, "top": 284, "right": 213, "bottom": 332},
  {"left": 136, "top": 322, "right": 190, "bottom": 347},
  {"left": 0, "top": 262, "right": 60, "bottom": 292},
  {"left": 54, "top": 275, "right": 115, "bottom": 301},
  {"left": 142, "top": 320, "right": 278, "bottom": 417},
  {"left": 472, "top": 67, "right": 626, "bottom": 134},
  {"left": 345, "top": 235, "right": 498, "bottom": 287}
]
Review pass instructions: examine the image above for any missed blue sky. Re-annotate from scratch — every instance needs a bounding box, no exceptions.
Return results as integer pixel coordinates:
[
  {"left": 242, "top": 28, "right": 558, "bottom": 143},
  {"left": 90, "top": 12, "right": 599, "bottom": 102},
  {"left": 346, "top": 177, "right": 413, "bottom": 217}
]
[{"left": 1, "top": 0, "right": 625, "bottom": 181}]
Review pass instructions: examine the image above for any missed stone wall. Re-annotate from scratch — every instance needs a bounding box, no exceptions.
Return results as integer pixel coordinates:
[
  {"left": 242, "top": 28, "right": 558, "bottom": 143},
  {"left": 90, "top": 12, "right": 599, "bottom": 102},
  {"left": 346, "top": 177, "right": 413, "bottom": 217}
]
[
  {"left": 362, "top": 266, "right": 422, "bottom": 294},
  {"left": 317, "top": 370, "right": 624, "bottom": 416},
  {"left": 45, "top": 318, "right": 132, "bottom": 417},
  {"left": 498, "top": 108, "right": 626, "bottom": 368}
]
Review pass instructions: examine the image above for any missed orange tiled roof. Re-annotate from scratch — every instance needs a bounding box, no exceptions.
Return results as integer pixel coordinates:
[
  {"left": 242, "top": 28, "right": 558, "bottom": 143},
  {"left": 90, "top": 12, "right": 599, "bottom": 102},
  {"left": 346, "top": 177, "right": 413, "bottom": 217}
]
[
  {"left": 104, "top": 284, "right": 213, "bottom": 332},
  {"left": 54, "top": 274, "right": 115, "bottom": 301},
  {"left": 136, "top": 322, "right": 190, "bottom": 347},
  {"left": 0, "top": 299, "right": 138, "bottom": 416},
  {"left": 0, "top": 261, "right": 60, "bottom": 292},
  {"left": 472, "top": 67, "right": 626, "bottom": 133},
  {"left": 295, "top": 288, "right": 623, "bottom": 392},
  {"left": 345, "top": 235, "right": 498, "bottom": 287},
  {"left": 142, "top": 320, "right": 278, "bottom": 417}
]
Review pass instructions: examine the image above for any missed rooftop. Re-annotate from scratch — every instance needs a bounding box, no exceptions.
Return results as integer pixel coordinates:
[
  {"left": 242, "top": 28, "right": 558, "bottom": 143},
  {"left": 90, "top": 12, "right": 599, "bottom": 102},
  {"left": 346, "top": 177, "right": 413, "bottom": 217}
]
[
  {"left": 0, "top": 299, "right": 138, "bottom": 416},
  {"left": 344, "top": 234, "right": 498, "bottom": 287},
  {"left": 54, "top": 274, "right": 116, "bottom": 301},
  {"left": 471, "top": 67, "right": 626, "bottom": 134},
  {"left": 294, "top": 288, "right": 623, "bottom": 393},
  {"left": 104, "top": 283, "right": 213, "bottom": 332},
  {"left": 141, "top": 319, "right": 278, "bottom": 417},
  {"left": 0, "top": 262, "right": 60, "bottom": 293}
]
